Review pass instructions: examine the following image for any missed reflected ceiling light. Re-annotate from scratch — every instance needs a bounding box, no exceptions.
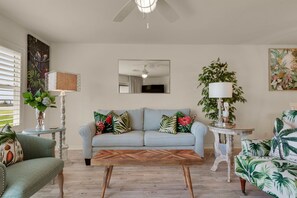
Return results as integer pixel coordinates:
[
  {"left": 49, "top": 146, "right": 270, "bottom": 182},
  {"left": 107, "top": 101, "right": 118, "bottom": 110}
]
[
  {"left": 142, "top": 65, "right": 149, "bottom": 78},
  {"left": 135, "top": 0, "right": 158, "bottom": 14}
]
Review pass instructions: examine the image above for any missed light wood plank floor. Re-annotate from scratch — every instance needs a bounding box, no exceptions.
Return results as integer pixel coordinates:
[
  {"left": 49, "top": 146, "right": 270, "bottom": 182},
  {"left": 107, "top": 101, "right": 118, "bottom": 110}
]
[{"left": 33, "top": 150, "right": 271, "bottom": 198}]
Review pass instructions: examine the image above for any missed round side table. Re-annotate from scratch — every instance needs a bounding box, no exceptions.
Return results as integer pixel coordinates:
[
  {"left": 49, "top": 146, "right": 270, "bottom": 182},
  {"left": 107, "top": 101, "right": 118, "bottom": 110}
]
[{"left": 208, "top": 124, "right": 254, "bottom": 182}]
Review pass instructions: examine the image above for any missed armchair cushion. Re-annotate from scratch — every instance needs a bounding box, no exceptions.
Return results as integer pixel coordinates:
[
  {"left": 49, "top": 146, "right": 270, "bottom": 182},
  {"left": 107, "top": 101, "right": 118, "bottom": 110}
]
[
  {"left": 241, "top": 139, "right": 271, "bottom": 157},
  {"left": 235, "top": 155, "right": 297, "bottom": 198},
  {"left": 0, "top": 125, "right": 23, "bottom": 166},
  {"left": 270, "top": 118, "right": 297, "bottom": 163},
  {"left": 282, "top": 110, "right": 297, "bottom": 128}
]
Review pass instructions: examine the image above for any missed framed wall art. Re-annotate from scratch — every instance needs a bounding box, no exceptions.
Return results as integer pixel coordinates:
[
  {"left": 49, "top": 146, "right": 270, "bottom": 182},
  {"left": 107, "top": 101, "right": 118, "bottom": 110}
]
[
  {"left": 27, "top": 34, "right": 50, "bottom": 94},
  {"left": 269, "top": 48, "right": 297, "bottom": 91}
]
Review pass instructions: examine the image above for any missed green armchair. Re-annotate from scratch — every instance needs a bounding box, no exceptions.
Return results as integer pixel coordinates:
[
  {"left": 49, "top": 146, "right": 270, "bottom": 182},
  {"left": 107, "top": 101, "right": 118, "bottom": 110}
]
[{"left": 0, "top": 133, "right": 64, "bottom": 198}]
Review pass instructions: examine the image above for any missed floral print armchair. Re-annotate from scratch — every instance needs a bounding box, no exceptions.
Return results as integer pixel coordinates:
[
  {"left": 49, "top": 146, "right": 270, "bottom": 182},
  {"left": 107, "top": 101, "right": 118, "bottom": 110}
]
[{"left": 235, "top": 110, "right": 297, "bottom": 198}]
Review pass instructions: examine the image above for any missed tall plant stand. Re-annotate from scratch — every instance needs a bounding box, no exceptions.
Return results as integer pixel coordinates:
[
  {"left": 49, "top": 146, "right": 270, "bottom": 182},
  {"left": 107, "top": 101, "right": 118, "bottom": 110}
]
[{"left": 208, "top": 124, "right": 254, "bottom": 182}]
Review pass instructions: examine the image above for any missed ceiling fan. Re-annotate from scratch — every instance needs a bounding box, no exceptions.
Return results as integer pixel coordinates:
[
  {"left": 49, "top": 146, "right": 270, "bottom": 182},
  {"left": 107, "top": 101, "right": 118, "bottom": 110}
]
[{"left": 113, "top": 0, "right": 179, "bottom": 23}]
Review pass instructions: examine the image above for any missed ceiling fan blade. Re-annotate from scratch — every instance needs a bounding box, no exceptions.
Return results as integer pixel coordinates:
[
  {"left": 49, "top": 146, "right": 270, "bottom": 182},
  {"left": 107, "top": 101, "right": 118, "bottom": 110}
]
[
  {"left": 157, "top": 0, "right": 179, "bottom": 22},
  {"left": 113, "top": 0, "right": 136, "bottom": 22}
]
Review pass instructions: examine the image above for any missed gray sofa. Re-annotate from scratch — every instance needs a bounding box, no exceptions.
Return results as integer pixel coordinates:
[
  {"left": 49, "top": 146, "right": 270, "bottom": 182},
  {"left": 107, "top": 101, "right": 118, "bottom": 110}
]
[{"left": 79, "top": 108, "right": 208, "bottom": 165}]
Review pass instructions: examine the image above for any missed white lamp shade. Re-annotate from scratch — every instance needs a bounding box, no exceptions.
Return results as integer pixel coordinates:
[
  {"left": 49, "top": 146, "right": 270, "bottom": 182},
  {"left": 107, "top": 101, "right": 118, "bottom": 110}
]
[{"left": 209, "top": 82, "right": 233, "bottom": 98}]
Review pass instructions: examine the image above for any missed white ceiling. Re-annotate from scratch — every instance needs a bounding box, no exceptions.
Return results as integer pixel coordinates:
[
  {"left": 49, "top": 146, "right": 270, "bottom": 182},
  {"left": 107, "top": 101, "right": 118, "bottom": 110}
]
[{"left": 0, "top": 0, "right": 297, "bottom": 44}]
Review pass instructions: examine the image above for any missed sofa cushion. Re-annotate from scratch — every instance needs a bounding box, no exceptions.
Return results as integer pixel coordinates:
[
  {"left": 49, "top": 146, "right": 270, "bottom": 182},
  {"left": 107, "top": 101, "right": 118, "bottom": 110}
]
[
  {"left": 112, "top": 111, "right": 131, "bottom": 134},
  {"left": 96, "top": 109, "right": 143, "bottom": 130},
  {"left": 159, "top": 115, "right": 177, "bottom": 134},
  {"left": 3, "top": 157, "right": 63, "bottom": 198},
  {"left": 144, "top": 108, "right": 190, "bottom": 131},
  {"left": 235, "top": 155, "right": 297, "bottom": 198},
  {"left": 176, "top": 111, "right": 195, "bottom": 133},
  {"left": 144, "top": 131, "right": 195, "bottom": 147},
  {"left": 94, "top": 111, "right": 113, "bottom": 134},
  {"left": 92, "top": 131, "right": 144, "bottom": 147}
]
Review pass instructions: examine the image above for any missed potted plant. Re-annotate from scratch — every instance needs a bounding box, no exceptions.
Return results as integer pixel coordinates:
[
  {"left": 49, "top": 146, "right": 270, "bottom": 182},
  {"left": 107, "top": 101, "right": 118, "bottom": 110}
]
[
  {"left": 198, "top": 58, "right": 247, "bottom": 123},
  {"left": 23, "top": 89, "right": 56, "bottom": 130}
]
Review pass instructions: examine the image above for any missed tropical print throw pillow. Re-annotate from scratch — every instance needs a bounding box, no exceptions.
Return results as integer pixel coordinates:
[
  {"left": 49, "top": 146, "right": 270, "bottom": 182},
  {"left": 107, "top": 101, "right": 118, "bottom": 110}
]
[
  {"left": 241, "top": 139, "right": 271, "bottom": 157},
  {"left": 176, "top": 111, "right": 195, "bottom": 133},
  {"left": 282, "top": 110, "right": 297, "bottom": 128},
  {"left": 94, "top": 111, "right": 113, "bottom": 135},
  {"left": 270, "top": 118, "right": 297, "bottom": 163},
  {"left": 112, "top": 111, "right": 131, "bottom": 134},
  {"left": 159, "top": 115, "right": 177, "bottom": 134},
  {"left": 0, "top": 124, "right": 23, "bottom": 167}
]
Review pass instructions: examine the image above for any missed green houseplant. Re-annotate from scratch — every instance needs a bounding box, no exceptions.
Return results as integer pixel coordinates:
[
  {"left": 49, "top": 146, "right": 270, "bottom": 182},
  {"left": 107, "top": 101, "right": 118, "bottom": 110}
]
[
  {"left": 23, "top": 89, "right": 56, "bottom": 130},
  {"left": 198, "top": 58, "right": 247, "bottom": 123}
]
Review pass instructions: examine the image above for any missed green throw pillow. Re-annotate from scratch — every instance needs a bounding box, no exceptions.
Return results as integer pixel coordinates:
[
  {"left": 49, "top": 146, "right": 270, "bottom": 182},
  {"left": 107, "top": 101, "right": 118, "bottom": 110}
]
[
  {"left": 112, "top": 111, "right": 131, "bottom": 134},
  {"left": 159, "top": 115, "right": 177, "bottom": 134},
  {"left": 0, "top": 124, "right": 23, "bottom": 167},
  {"left": 94, "top": 111, "right": 113, "bottom": 135},
  {"left": 176, "top": 111, "right": 195, "bottom": 133},
  {"left": 270, "top": 118, "right": 297, "bottom": 163}
]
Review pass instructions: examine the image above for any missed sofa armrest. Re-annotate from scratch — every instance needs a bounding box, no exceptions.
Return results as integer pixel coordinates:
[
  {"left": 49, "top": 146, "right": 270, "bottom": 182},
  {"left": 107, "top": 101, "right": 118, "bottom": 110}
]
[
  {"left": 191, "top": 121, "right": 208, "bottom": 157},
  {"left": 79, "top": 121, "right": 96, "bottom": 159},
  {"left": 0, "top": 163, "right": 6, "bottom": 197},
  {"left": 16, "top": 133, "right": 56, "bottom": 160},
  {"left": 241, "top": 139, "right": 271, "bottom": 157}
]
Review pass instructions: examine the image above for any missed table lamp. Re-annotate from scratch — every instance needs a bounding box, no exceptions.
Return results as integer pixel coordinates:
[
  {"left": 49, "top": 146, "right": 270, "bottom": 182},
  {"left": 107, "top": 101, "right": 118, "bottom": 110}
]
[
  {"left": 47, "top": 71, "right": 80, "bottom": 160},
  {"left": 209, "top": 82, "right": 233, "bottom": 127}
]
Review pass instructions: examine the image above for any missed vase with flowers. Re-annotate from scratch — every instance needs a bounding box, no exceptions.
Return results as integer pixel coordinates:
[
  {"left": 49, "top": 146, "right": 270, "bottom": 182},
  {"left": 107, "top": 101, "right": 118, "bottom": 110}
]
[{"left": 23, "top": 89, "right": 56, "bottom": 130}]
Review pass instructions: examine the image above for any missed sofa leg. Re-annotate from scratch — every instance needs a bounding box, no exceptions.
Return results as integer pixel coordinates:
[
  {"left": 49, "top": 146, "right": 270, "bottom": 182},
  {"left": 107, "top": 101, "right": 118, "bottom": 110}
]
[
  {"left": 240, "top": 177, "right": 246, "bottom": 194},
  {"left": 58, "top": 170, "right": 64, "bottom": 198},
  {"left": 85, "top": 158, "right": 91, "bottom": 166}
]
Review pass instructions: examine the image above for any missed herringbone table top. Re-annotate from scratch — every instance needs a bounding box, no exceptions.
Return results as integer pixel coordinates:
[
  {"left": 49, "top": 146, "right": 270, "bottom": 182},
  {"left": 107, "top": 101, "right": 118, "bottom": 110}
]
[{"left": 91, "top": 150, "right": 203, "bottom": 166}]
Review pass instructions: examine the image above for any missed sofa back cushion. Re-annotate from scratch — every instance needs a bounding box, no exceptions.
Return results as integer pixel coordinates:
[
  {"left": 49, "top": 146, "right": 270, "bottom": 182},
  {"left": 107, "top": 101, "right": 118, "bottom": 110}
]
[
  {"left": 144, "top": 108, "right": 190, "bottom": 131},
  {"left": 96, "top": 109, "right": 144, "bottom": 130}
]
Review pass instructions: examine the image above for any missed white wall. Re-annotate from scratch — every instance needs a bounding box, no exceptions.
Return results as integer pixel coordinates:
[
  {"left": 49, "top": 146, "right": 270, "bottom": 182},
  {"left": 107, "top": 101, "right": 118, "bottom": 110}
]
[
  {"left": 50, "top": 43, "right": 297, "bottom": 149},
  {"left": 0, "top": 14, "right": 51, "bottom": 132}
]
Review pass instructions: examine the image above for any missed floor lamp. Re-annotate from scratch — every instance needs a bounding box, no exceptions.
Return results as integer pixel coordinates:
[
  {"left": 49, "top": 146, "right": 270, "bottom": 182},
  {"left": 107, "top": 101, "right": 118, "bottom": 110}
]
[
  {"left": 47, "top": 71, "right": 80, "bottom": 160},
  {"left": 209, "top": 82, "right": 232, "bottom": 127}
]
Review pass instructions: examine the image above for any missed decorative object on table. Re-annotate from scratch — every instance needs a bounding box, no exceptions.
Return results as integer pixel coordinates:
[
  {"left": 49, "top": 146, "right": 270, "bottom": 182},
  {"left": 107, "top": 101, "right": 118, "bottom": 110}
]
[
  {"left": 197, "top": 58, "right": 247, "bottom": 123},
  {"left": 0, "top": 124, "right": 23, "bottom": 166},
  {"left": 222, "top": 102, "right": 229, "bottom": 123},
  {"left": 269, "top": 48, "right": 297, "bottom": 91},
  {"left": 209, "top": 82, "right": 232, "bottom": 127},
  {"left": 27, "top": 34, "right": 50, "bottom": 94},
  {"left": 47, "top": 71, "right": 80, "bottom": 160},
  {"left": 22, "top": 89, "right": 56, "bottom": 130}
]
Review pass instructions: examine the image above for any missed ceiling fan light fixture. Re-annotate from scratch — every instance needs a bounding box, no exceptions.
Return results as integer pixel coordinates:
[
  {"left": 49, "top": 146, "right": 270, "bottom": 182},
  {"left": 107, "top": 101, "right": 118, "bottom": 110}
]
[
  {"left": 141, "top": 66, "right": 149, "bottom": 78},
  {"left": 135, "top": 0, "right": 158, "bottom": 14}
]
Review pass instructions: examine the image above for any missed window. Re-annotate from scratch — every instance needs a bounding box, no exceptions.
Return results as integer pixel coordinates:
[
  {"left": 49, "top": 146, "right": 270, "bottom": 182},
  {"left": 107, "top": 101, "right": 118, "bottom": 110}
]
[{"left": 0, "top": 46, "right": 21, "bottom": 127}]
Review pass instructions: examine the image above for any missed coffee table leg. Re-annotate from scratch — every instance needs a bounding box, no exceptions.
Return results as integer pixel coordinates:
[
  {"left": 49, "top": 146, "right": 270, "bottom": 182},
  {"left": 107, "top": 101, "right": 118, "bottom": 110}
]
[
  {"left": 107, "top": 166, "right": 113, "bottom": 188},
  {"left": 184, "top": 166, "right": 194, "bottom": 198},
  {"left": 101, "top": 166, "right": 111, "bottom": 198},
  {"left": 182, "top": 166, "right": 188, "bottom": 188}
]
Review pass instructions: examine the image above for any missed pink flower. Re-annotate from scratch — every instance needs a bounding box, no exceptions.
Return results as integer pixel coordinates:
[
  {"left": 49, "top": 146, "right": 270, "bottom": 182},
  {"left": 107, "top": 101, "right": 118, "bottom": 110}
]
[
  {"left": 96, "top": 121, "right": 105, "bottom": 132},
  {"left": 105, "top": 115, "right": 112, "bottom": 124},
  {"left": 178, "top": 116, "right": 192, "bottom": 126}
]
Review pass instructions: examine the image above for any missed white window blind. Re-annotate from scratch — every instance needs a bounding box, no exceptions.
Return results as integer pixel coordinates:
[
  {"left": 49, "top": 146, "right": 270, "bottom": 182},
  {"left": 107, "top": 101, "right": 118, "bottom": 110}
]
[{"left": 0, "top": 46, "right": 21, "bottom": 127}]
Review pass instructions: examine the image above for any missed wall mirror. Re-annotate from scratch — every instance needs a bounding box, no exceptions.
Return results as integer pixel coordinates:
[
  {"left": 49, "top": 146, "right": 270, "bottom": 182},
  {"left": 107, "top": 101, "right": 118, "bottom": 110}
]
[{"left": 119, "top": 59, "right": 170, "bottom": 94}]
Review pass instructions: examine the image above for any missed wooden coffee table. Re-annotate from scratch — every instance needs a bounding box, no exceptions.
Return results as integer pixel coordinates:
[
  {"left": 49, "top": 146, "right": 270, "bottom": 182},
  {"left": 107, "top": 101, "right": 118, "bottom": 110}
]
[{"left": 91, "top": 149, "right": 203, "bottom": 198}]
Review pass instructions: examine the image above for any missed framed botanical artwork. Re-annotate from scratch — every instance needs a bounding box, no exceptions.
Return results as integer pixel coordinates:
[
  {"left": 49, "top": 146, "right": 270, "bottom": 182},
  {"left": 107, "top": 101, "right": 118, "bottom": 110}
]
[
  {"left": 27, "top": 34, "right": 50, "bottom": 94},
  {"left": 269, "top": 48, "right": 297, "bottom": 91}
]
